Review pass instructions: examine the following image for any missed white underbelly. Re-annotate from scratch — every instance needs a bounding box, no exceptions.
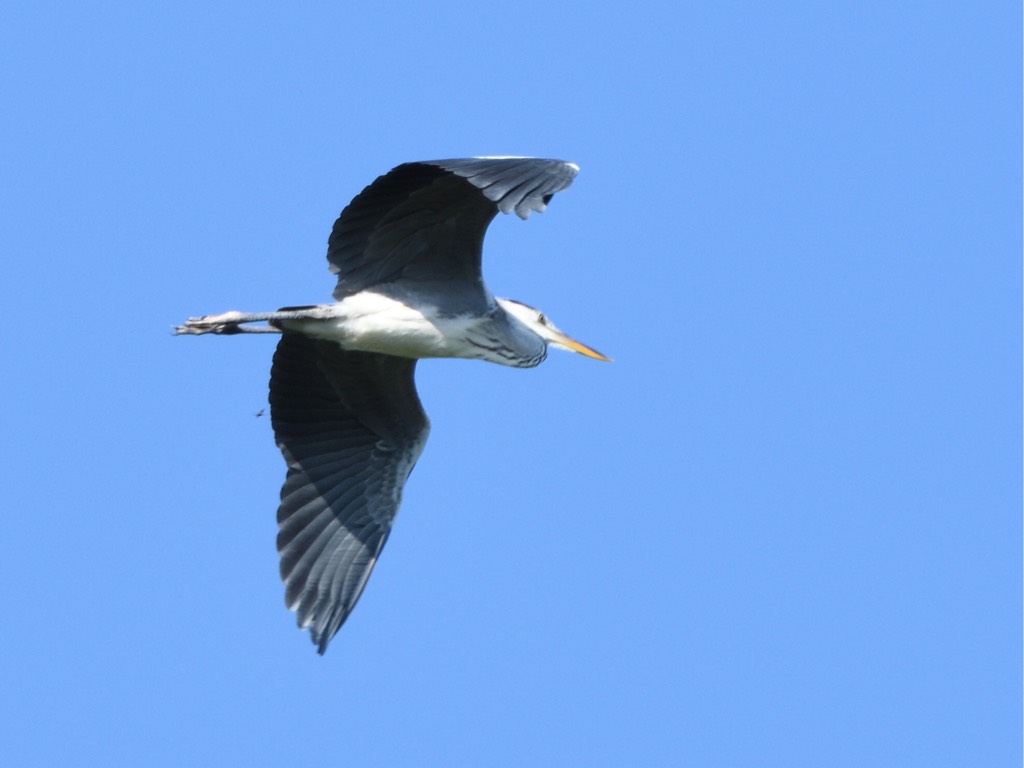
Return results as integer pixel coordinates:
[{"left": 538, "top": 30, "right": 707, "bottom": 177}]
[{"left": 279, "top": 294, "right": 477, "bottom": 359}]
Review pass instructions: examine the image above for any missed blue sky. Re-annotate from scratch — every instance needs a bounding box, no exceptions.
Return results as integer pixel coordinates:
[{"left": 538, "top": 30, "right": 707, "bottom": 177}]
[{"left": 3, "top": 2, "right": 1020, "bottom": 766}]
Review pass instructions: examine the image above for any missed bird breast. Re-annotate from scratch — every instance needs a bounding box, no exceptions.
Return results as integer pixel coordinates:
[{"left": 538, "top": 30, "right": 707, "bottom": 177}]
[{"left": 279, "top": 292, "right": 488, "bottom": 361}]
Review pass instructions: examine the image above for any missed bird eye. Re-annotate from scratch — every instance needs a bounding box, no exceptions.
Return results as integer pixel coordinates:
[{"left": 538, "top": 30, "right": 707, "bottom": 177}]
[{"left": 537, "top": 313, "right": 547, "bottom": 325}]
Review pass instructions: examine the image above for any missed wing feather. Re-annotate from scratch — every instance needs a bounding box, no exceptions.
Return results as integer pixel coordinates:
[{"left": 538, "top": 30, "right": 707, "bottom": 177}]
[
  {"left": 270, "top": 333, "right": 429, "bottom": 653},
  {"left": 326, "top": 157, "right": 578, "bottom": 301}
]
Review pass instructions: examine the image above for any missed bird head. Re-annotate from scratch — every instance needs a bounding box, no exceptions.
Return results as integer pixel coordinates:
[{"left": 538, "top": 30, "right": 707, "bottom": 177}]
[{"left": 496, "top": 298, "right": 610, "bottom": 362}]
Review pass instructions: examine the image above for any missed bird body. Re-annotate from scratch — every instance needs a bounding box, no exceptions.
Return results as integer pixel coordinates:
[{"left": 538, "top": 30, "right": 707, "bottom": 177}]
[
  {"left": 273, "top": 291, "right": 545, "bottom": 366},
  {"left": 278, "top": 291, "right": 483, "bottom": 358},
  {"left": 177, "top": 157, "right": 606, "bottom": 653}
]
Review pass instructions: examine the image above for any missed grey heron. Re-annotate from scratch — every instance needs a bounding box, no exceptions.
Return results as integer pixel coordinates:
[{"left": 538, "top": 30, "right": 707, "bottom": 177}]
[{"left": 176, "top": 157, "right": 608, "bottom": 653}]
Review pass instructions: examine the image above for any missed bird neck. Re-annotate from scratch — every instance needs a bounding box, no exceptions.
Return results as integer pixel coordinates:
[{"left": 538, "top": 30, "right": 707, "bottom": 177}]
[{"left": 469, "top": 304, "right": 546, "bottom": 368}]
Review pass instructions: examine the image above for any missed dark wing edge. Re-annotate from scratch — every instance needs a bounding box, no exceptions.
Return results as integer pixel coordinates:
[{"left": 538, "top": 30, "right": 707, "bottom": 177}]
[
  {"left": 326, "top": 157, "right": 578, "bottom": 298},
  {"left": 270, "top": 333, "right": 430, "bottom": 653}
]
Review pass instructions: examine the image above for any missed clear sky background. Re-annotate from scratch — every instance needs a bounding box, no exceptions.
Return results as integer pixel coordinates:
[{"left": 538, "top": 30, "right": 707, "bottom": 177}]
[{"left": 3, "top": 2, "right": 1020, "bottom": 766}]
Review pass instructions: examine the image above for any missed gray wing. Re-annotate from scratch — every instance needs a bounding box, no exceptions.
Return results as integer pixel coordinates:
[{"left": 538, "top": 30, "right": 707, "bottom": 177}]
[
  {"left": 327, "top": 157, "right": 579, "bottom": 300},
  {"left": 270, "top": 333, "right": 430, "bottom": 653}
]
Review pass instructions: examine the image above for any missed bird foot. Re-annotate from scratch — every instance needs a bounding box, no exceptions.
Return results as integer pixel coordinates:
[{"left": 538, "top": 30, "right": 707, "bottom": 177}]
[{"left": 174, "top": 311, "right": 248, "bottom": 335}]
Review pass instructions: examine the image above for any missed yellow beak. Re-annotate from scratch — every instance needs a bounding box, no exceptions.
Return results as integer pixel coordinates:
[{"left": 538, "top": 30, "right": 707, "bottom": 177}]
[{"left": 550, "top": 330, "right": 612, "bottom": 362}]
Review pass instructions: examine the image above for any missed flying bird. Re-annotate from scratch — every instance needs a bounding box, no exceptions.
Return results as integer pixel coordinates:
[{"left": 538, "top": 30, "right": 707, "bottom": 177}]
[{"left": 176, "top": 157, "right": 608, "bottom": 653}]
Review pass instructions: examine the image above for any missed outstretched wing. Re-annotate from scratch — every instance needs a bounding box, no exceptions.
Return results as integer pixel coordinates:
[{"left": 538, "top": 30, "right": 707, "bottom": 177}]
[
  {"left": 270, "top": 333, "right": 430, "bottom": 653},
  {"left": 327, "top": 157, "right": 579, "bottom": 300}
]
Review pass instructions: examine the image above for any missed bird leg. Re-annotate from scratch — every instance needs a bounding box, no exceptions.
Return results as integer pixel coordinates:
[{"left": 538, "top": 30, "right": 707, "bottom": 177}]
[{"left": 174, "top": 310, "right": 288, "bottom": 335}]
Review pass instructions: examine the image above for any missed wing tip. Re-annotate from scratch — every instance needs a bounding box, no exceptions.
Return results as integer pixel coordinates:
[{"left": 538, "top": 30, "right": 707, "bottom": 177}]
[
  {"left": 295, "top": 601, "right": 343, "bottom": 655},
  {"left": 314, "top": 631, "right": 331, "bottom": 655},
  {"left": 422, "top": 156, "right": 579, "bottom": 220}
]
